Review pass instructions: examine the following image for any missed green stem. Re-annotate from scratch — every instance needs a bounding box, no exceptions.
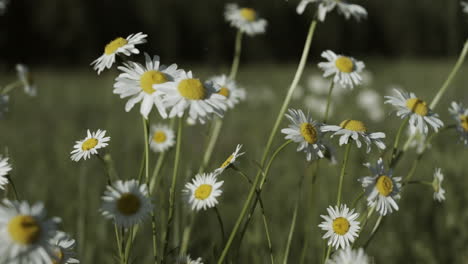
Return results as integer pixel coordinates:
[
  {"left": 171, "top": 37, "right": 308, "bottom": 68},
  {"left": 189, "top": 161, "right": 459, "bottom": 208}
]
[
  {"left": 214, "top": 207, "right": 226, "bottom": 244},
  {"left": 217, "top": 140, "right": 291, "bottom": 264},
  {"left": 1, "top": 80, "right": 21, "bottom": 95},
  {"left": 351, "top": 190, "right": 365, "bottom": 209},
  {"left": 282, "top": 202, "right": 298, "bottom": 264},
  {"left": 389, "top": 117, "right": 409, "bottom": 168},
  {"left": 363, "top": 215, "right": 384, "bottom": 249},
  {"left": 229, "top": 30, "right": 243, "bottom": 80},
  {"left": 179, "top": 214, "right": 195, "bottom": 257},
  {"left": 6, "top": 175, "right": 19, "bottom": 200},
  {"left": 259, "top": 19, "right": 317, "bottom": 169},
  {"left": 430, "top": 39, "right": 468, "bottom": 110},
  {"left": 323, "top": 245, "right": 332, "bottom": 264},
  {"left": 162, "top": 117, "right": 183, "bottom": 263},
  {"left": 149, "top": 152, "right": 167, "bottom": 193},
  {"left": 336, "top": 143, "right": 352, "bottom": 206},
  {"left": 199, "top": 118, "right": 223, "bottom": 174},
  {"left": 323, "top": 81, "right": 335, "bottom": 123},
  {"left": 114, "top": 224, "right": 124, "bottom": 264}
]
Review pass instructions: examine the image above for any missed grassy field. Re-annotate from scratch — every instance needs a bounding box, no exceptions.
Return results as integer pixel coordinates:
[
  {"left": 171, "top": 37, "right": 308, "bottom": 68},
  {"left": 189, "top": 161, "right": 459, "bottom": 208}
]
[{"left": 1, "top": 59, "right": 468, "bottom": 263}]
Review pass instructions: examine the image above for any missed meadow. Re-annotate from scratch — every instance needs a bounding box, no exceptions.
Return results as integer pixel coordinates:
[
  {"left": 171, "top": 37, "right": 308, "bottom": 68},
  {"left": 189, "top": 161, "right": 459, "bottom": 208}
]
[{"left": 1, "top": 58, "right": 467, "bottom": 263}]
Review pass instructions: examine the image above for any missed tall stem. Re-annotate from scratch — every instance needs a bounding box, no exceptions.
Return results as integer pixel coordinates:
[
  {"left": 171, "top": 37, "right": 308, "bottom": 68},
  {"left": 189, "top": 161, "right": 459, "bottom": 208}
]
[
  {"left": 162, "top": 117, "right": 183, "bottom": 263},
  {"left": 199, "top": 118, "right": 223, "bottom": 174},
  {"left": 323, "top": 81, "right": 335, "bottom": 123},
  {"left": 229, "top": 30, "right": 243, "bottom": 80},
  {"left": 6, "top": 175, "right": 19, "bottom": 200},
  {"left": 336, "top": 143, "right": 351, "bottom": 206},
  {"left": 430, "top": 39, "right": 468, "bottom": 109},
  {"left": 143, "top": 117, "right": 159, "bottom": 264},
  {"left": 214, "top": 207, "right": 226, "bottom": 244},
  {"left": 389, "top": 117, "right": 409, "bottom": 168}
]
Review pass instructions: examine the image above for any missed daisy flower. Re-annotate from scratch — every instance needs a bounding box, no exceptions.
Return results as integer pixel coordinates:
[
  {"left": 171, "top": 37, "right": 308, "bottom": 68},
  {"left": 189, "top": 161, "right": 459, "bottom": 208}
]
[
  {"left": 183, "top": 173, "right": 223, "bottom": 211},
  {"left": 359, "top": 158, "right": 402, "bottom": 216},
  {"left": 113, "top": 54, "right": 184, "bottom": 119},
  {"left": 432, "top": 168, "right": 446, "bottom": 202},
  {"left": 91, "top": 32, "right": 147, "bottom": 75},
  {"left": 225, "top": 4, "right": 267, "bottom": 36},
  {"left": 406, "top": 124, "right": 430, "bottom": 154},
  {"left": 318, "top": 204, "right": 360, "bottom": 250},
  {"left": 318, "top": 50, "right": 365, "bottom": 89},
  {"left": 0, "top": 156, "right": 12, "bottom": 190},
  {"left": 101, "top": 180, "right": 153, "bottom": 228},
  {"left": 449, "top": 101, "right": 468, "bottom": 145},
  {"left": 326, "top": 247, "right": 370, "bottom": 264},
  {"left": 215, "top": 144, "right": 244, "bottom": 174},
  {"left": 177, "top": 255, "right": 204, "bottom": 264},
  {"left": 70, "top": 129, "right": 110, "bottom": 162},
  {"left": 158, "top": 71, "right": 226, "bottom": 124},
  {"left": 149, "top": 124, "right": 175, "bottom": 153},
  {"left": 462, "top": 1, "right": 468, "bottom": 14},
  {"left": 385, "top": 89, "right": 443, "bottom": 135},
  {"left": 49, "top": 231, "right": 79, "bottom": 264},
  {"left": 0, "top": 199, "right": 59, "bottom": 263},
  {"left": 281, "top": 108, "right": 327, "bottom": 161},
  {"left": 208, "top": 75, "right": 246, "bottom": 109},
  {"left": 322, "top": 119, "right": 386, "bottom": 152},
  {"left": 15, "top": 64, "right": 37, "bottom": 96},
  {"left": 296, "top": 0, "right": 367, "bottom": 22}
]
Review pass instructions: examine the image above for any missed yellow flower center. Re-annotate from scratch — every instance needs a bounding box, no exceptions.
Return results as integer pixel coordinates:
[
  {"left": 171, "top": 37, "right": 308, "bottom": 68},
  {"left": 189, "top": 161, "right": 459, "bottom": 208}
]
[
  {"left": 52, "top": 248, "right": 64, "bottom": 264},
  {"left": 194, "top": 184, "right": 213, "bottom": 200},
  {"left": 406, "top": 98, "right": 428, "bottom": 116},
  {"left": 153, "top": 131, "right": 167, "bottom": 143},
  {"left": 335, "top": 56, "right": 354, "bottom": 73},
  {"left": 140, "top": 70, "right": 168, "bottom": 94},
  {"left": 300, "top": 123, "right": 318, "bottom": 144},
  {"left": 177, "top": 79, "right": 206, "bottom": 100},
  {"left": 221, "top": 155, "right": 234, "bottom": 168},
  {"left": 218, "top": 87, "right": 230, "bottom": 98},
  {"left": 332, "top": 217, "right": 350, "bottom": 235},
  {"left": 82, "top": 138, "right": 98, "bottom": 151},
  {"left": 376, "top": 175, "right": 393, "bottom": 196},
  {"left": 104, "top": 37, "right": 128, "bottom": 55},
  {"left": 8, "top": 215, "right": 41, "bottom": 245},
  {"left": 240, "top": 8, "right": 256, "bottom": 21},
  {"left": 117, "top": 193, "right": 141, "bottom": 216},
  {"left": 339, "top": 119, "right": 367, "bottom": 132},
  {"left": 460, "top": 115, "right": 468, "bottom": 132}
]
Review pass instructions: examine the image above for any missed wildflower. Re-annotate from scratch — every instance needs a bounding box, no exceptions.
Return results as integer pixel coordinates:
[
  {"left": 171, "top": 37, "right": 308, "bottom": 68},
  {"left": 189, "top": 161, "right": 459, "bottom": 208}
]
[
  {"left": 318, "top": 50, "right": 365, "bottom": 89},
  {"left": 432, "top": 168, "right": 446, "bottom": 202},
  {"left": 359, "top": 158, "right": 401, "bottom": 216},
  {"left": 113, "top": 53, "right": 184, "bottom": 119},
  {"left": 91, "top": 32, "right": 147, "bottom": 75},
  {"left": 322, "top": 120, "right": 386, "bottom": 152},
  {"left": 384, "top": 89, "right": 443, "bottom": 135},
  {"left": 0, "top": 156, "right": 12, "bottom": 190},
  {"left": 208, "top": 75, "right": 246, "bottom": 109},
  {"left": 281, "top": 109, "right": 327, "bottom": 161},
  {"left": 326, "top": 247, "right": 370, "bottom": 264},
  {"left": 449, "top": 101, "right": 468, "bottom": 145},
  {"left": 215, "top": 144, "right": 244, "bottom": 174},
  {"left": 183, "top": 173, "right": 223, "bottom": 211},
  {"left": 158, "top": 71, "right": 225, "bottom": 124},
  {"left": 70, "top": 129, "right": 110, "bottom": 162},
  {"left": 101, "top": 180, "right": 153, "bottom": 228},
  {"left": 318, "top": 204, "right": 360, "bottom": 250},
  {"left": 225, "top": 4, "right": 267, "bottom": 36},
  {"left": 15, "top": 64, "right": 37, "bottom": 96},
  {"left": 178, "top": 255, "right": 204, "bottom": 264},
  {"left": 149, "top": 124, "right": 176, "bottom": 153},
  {"left": 0, "top": 199, "right": 59, "bottom": 263},
  {"left": 49, "top": 231, "right": 79, "bottom": 264},
  {"left": 297, "top": 0, "right": 367, "bottom": 22}
]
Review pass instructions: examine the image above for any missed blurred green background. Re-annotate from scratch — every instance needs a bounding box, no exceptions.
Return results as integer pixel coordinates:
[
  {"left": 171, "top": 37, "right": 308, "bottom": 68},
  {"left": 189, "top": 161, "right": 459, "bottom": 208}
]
[{"left": 1, "top": 0, "right": 468, "bottom": 263}]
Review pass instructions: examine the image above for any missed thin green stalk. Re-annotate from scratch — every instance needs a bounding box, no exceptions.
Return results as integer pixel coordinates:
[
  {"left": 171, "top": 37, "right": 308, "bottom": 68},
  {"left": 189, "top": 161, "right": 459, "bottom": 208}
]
[
  {"left": 336, "top": 143, "right": 352, "bottom": 206},
  {"left": 323, "top": 246, "right": 332, "bottom": 264},
  {"left": 199, "top": 118, "right": 223, "bottom": 174},
  {"left": 149, "top": 151, "right": 167, "bottom": 193},
  {"left": 179, "top": 214, "right": 195, "bottom": 256},
  {"left": 259, "top": 19, "right": 317, "bottom": 169},
  {"left": 217, "top": 140, "right": 291, "bottom": 264},
  {"left": 1, "top": 80, "right": 21, "bottom": 95},
  {"left": 114, "top": 224, "right": 124, "bottom": 264},
  {"left": 351, "top": 190, "right": 365, "bottom": 209},
  {"left": 430, "top": 39, "right": 468, "bottom": 109},
  {"left": 283, "top": 202, "right": 298, "bottom": 264},
  {"left": 389, "top": 117, "right": 409, "bottom": 168},
  {"left": 214, "top": 207, "right": 226, "bottom": 244},
  {"left": 323, "top": 81, "right": 335, "bottom": 123},
  {"left": 229, "top": 30, "right": 243, "bottom": 80},
  {"left": 162, "top": 117, "right": 183, "bottom": 263},
  {"left": 363, "top": 215, "right": 384, "bottom": 249},
  {"left": 6, "top": 175, "right": 19, "bottom": 200}
]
